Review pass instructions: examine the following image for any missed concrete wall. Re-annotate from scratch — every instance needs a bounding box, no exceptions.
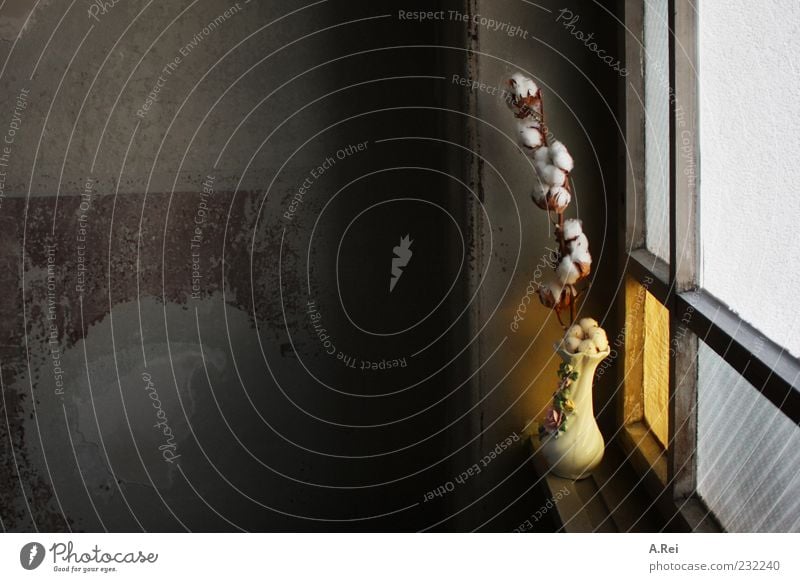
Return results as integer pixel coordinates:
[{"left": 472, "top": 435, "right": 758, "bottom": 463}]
[{"left": 0, "top": 0, "right": 622, "bottom": 532}]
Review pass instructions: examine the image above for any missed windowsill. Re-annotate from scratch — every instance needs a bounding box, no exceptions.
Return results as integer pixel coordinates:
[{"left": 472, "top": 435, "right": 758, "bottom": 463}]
[
  {"left": 532, "top": 437, "right": 721, "bottom": 533},
  {"left": 531, "top": 438, "right": 666, "bottom": 532},
  {"left": 620, "top": 422, "right": 667, "bottom": 488},
  {"left": 531, "top": 452, "right": 616, "bottom": 532}
]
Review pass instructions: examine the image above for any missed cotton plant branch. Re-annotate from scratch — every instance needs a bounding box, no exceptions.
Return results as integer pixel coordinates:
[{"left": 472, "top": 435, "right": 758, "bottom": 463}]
[
  {"left": 507, "top": 73, "right": 593, "bottom": 331},
  {"left": 509, "top": 74, "right": 613, "bottom": 441}
]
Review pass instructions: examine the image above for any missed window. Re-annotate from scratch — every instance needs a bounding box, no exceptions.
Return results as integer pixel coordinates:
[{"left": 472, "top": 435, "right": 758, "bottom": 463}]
[
  {"left": 621, "top": 0, "right": 800, "bottom": 532},
  {"left": 621, "top": 276, "right": 671, "bottom": 487},
  {"left": 643, "top": 0, "right": 670, "bottom": 263},
  {"left": 696, "top": 342, "right": 800, "bottom": 532}
]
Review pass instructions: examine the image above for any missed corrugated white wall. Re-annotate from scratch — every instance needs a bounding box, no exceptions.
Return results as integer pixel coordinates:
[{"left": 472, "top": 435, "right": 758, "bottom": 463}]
[{"left": 697, "top": 343, "right": 800, "bottom": 532}]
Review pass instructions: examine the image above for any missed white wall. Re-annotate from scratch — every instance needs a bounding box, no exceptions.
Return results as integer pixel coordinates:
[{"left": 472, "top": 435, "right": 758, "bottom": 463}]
[{"left": 699, "top": 0, "right": 800, "bottom": 356}]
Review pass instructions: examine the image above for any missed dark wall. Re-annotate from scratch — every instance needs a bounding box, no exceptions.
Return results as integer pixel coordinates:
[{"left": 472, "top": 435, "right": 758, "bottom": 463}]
[{"left": 0, "top": 0, "right": 621, "bottom": 532}]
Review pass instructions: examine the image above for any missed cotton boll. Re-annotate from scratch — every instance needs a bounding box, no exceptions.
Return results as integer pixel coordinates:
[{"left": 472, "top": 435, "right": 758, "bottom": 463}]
[
  {"left": 518, "top": 122, "right": 543, "bottom": 148},
  {"left": 563, "top": 336, "right": 582, "bottom": 353},
  {"left": 534, "top": 160, "right": 549, "bottom": 181},
  {"left": 579, "top": 318, "right": 599, "bottom": 335},
  {"left": 546, "top": 186, "right": 571, "bottom": 212},
  {"left": 568, "top": 233, "right": 589, "bottom": 254},
  {"left": 570, "top": 246, "right": 592, "bottom": 278},
  {"left": 549, "top": 140, "right": 566, "bottom": 156},
  {"left": 520, "top": 79, "right": 539, "bottom": 98},
  {"left": 553, "top": 150, "right": 574, "bottom": 173},
  {"left": 534, "top": 148, "right": 551, "bottom": 175},
  {"left": 538, "top": 277, "right": 565, "bottom": 309},
  {"left": 556, "top": 256, "right": 581, "bottom": 285},
  {"left": 509, "top": 73, "right": 527, "bottom": 93},
  {"left": 510, "top": 73, "right": 538, "bottom": 99},
  {"left": 562, "top": 218, "right": 583, "bottom": 241},
  {"left": 589, "top": 328, "right": 609, "bottom": 352},
  {"left": 566, "top": 325, "right": 584, "bottom": 340},
  {"left": 559, "top": 251, "right": 592, "bottom": 285},
  {"left": 534, "top": 146, "right": 551, "bottom": 165},
  {"left": 578, "top": 339, "right": 599, "bottom": 354},
  {"left": 570, "top": 246, "right": 591, "bottom": 265},
  {"left": 549, "top": 141, "right": 574, "bottom": 172},
  {"left": 522, "top": 131, "right": 575, "bottom": 178},
  {"left": 542, "top": 165, "right": 566, "bottom": 187}
]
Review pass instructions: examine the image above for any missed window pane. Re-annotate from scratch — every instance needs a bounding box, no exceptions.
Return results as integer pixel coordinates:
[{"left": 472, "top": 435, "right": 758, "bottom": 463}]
[
  {"left": 699, "top": 1, "right": 800, "bottom": 357},
  {"left": 644, "top": 0, "right": 670, "bottom": 262},
  {"left": 697, "top": 342, "right": 800, "bottom": 532},
  {"left": 643, "top": 292, "right": 669, "bottom": 447},
  {"left": 623, "top": 277, "right": 669, "bottom": 449}
]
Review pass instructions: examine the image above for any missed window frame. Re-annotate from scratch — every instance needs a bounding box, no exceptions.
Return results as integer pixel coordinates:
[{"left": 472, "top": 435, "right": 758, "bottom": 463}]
[{"left": 618, "top": 0, "right": 800, "bottom": 531}]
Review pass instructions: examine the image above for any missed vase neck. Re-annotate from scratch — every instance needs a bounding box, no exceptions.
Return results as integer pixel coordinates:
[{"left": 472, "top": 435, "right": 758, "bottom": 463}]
[{"left": 560, "top": 353, "right": 606, "bottom": 408}]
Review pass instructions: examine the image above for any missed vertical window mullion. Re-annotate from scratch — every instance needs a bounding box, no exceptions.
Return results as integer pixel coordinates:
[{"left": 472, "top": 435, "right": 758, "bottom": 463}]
[
  {"left": 619, "top": 0, "right": 646, "bottom": 435},
  {"left": 624, "top": 0, "right": 646, "bottom": 253},
  {"left": 667, "top": 0, "right": 700, "bottom": 502}
]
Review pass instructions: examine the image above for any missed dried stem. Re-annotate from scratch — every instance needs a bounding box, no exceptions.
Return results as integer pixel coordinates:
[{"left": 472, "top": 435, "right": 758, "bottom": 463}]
[
  {"left": 554, "top": 308, "right": 566, "bottom": 329},
  {"left": 512, "top": 78, "right": 588, "bottom": 331},
  {"left": 537, "top": 91, "right": 573, "bottom": 327}
]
